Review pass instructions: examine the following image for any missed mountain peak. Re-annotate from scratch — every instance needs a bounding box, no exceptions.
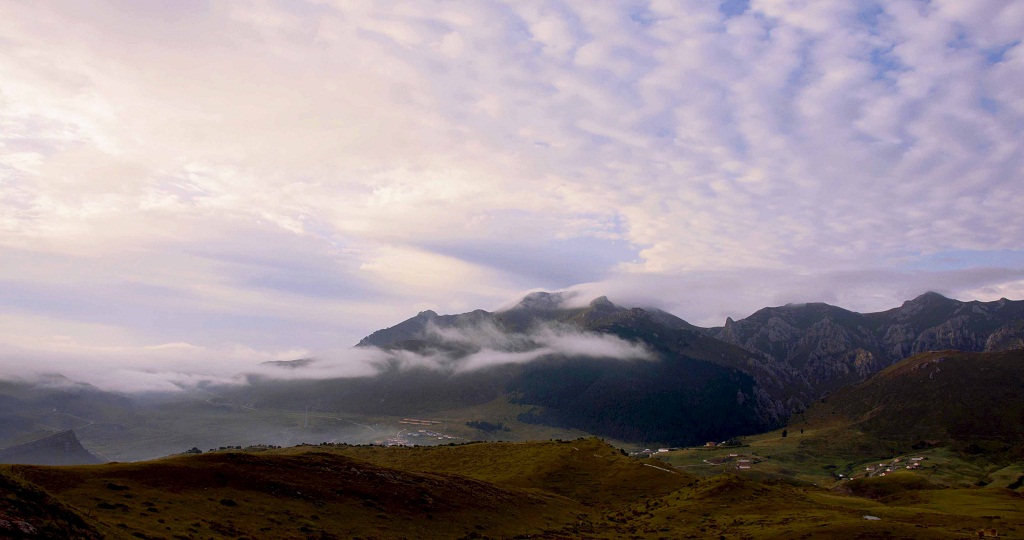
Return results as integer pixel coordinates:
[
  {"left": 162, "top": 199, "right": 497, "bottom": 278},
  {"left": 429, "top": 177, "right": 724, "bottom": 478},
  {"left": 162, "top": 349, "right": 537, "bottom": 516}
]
[
  {"left": 910, "top": 291, "right": 951, "bottom": 303},
  {"left": 588, "top": 296, "right": 616, "bottom": 309},
  {"left": 509, "top": 291, "right": 568, "bottom": 311}
]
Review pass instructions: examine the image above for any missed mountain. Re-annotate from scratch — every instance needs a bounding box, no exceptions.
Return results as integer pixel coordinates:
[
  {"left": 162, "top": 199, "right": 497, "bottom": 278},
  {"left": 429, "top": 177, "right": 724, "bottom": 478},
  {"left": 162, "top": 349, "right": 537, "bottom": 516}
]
[
  {"left": 0, "top": 430, "right": 104, "bottom": 466},
  {"left": 803, "top": 348, "right": 1024, "bottom": 452},
  {"left": 3, "top": 291, "right": 1022, "bottom": 456},
  {"left": 708, "top": 292, "right": 1024, "bottom": 404},
  {"left": 228, "top": 291, "right": 1024, "bottom": 447},
  {"left": 233, "top": 293, "right": 787, "bottom": 446}
]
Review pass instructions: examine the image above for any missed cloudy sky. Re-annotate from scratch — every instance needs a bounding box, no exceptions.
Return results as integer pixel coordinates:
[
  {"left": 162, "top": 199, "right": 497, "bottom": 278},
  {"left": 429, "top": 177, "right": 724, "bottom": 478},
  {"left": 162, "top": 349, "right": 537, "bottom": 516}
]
[{"left": 2, "top": 0, "right": 1023, "bottom": 376}]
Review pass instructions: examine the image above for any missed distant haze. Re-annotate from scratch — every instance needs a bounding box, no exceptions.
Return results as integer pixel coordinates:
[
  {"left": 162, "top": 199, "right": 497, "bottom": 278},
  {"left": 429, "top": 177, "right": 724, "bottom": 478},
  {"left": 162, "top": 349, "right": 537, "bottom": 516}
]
[{"left": 0, "top": 2, "right": 1022, "bottom": 377}]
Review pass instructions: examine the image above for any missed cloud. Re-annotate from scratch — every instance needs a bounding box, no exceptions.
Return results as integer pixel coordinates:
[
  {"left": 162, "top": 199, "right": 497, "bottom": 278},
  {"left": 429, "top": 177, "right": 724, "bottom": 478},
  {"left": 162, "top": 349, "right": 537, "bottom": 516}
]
[
  {"left": 424, "top": 319, "right": 654, "bottom": 372},
  {"left": 0, "top": 311, "right": 653, "bottom": 393},
  {"left": 568, "top": 265, "right": 1024, "bottom": 327},
  {"left": 0, "top": 0, "right": 1021, "bottom": 370},
  {"left": 0, "top": 338, "right": 314, "bottom": 393}
]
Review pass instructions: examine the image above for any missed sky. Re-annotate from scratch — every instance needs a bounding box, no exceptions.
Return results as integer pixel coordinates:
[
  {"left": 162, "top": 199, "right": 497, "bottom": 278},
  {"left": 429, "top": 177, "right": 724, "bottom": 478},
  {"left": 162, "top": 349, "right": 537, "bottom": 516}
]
[{"left": 1, "top": 0, "right": 1023, "bottom": 383}]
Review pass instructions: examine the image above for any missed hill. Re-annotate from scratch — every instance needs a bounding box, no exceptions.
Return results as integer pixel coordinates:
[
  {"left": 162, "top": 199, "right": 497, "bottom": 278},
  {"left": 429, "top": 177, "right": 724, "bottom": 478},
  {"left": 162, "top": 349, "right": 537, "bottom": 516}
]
[
  {"left": 321, "top": 436, "right": 689, "bottom": 507},
  {"left": 804, "top": 348, "right": 1024, "bottom": 451},
  {"left": 5, "top": 438, "right": 1023, "bottom": 539},
  {"left": 13, "top": 451, "right": 581, "bottom": 539},
  {"left": 0, "top": 430, "right": 103, "bottom": 466},
  {"left": 0, "top": 468, "right": 102, "bottom": 539}
]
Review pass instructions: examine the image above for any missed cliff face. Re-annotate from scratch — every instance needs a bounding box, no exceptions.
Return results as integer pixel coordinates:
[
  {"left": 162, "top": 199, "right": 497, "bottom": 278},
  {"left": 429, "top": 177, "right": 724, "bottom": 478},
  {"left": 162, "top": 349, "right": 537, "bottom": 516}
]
[
  {"left": 709, "top": 292, "right": 1024, "bottom": 407},
  {"left": 0, "top": 430, "right": 103, "bottom": 466}
]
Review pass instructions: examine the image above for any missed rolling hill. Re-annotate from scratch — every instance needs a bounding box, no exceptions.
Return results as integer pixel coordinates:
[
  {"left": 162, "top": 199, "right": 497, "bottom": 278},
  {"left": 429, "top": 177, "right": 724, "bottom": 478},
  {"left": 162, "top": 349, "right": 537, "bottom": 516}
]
[{"left": 3, "top": 437, "right": 1022, "bottom": 539}]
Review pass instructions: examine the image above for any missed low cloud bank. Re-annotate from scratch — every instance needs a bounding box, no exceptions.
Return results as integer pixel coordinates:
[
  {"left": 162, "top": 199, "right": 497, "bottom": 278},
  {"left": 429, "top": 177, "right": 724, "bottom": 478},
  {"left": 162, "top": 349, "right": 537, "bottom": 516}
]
[
  {"left": 0, "top": 321, "right": 652, "bottom": 394},
  {"left": 426, "top": 320, "right": 653, "bottom": 372}
]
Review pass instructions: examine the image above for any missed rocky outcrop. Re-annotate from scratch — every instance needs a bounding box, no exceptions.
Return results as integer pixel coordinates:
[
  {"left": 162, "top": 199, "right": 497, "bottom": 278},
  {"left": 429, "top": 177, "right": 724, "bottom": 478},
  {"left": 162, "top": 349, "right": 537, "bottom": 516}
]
[{"left": 985, "top": 320, "right": 1024, "bottom": 352}]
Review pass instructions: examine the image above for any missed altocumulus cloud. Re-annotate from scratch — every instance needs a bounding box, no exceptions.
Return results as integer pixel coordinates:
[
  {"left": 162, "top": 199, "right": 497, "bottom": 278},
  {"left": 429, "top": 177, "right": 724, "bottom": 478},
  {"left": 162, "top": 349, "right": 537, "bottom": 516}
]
[{"left": 0, "top": 1, "right": 1022, "bottom": 370}]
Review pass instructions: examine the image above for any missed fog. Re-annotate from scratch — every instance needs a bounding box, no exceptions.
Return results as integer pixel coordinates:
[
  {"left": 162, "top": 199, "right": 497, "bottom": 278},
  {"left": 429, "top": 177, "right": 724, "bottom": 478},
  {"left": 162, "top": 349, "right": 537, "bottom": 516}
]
[
  {"left": 427, "top": 320, "right": 653, "bottom": 372},
  {"left": 0, "top": 319, "right": 652, "bottom": 394}
]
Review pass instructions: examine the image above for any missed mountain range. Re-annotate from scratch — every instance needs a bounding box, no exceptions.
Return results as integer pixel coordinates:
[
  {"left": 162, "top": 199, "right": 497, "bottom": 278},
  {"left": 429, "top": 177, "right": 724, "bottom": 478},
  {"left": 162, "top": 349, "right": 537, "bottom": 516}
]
[
  {"left": 1, "top": 291, "right": 1022, "bottom": 457},
  {"left": 710, "top": 291, "right": 1024, "bottom": 401},
  {"left": 236, "top": 290, "right": 1024, "bottom": 446}
]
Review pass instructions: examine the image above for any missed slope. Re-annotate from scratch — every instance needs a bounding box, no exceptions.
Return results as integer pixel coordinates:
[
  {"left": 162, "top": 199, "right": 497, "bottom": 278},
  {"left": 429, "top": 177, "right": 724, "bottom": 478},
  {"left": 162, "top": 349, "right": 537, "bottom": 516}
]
[
  {"left": 805, "top": 348, "right": 1024, "bottom": 450},
  {"left": 13, "top": 447, "right": 583, "bottom": 540},
  {"left": 8, "top": 438, "right": 1024, "bottom": 539},
  {"left": 0, "top": 468, "right": 103, "bottom": 539},
  {"left": 0, "top": 430, "right": 104, "bottom": 466},
  {"left": 320, "top": 437, "right": 692, "bottom": 507}
]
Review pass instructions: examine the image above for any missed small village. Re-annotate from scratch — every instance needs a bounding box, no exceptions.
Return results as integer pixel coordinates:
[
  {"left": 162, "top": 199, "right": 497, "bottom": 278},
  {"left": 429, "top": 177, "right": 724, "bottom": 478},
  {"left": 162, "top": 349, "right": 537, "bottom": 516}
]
[
  {"left": 375, "top": 418, "right": 460, "bottom": 446},
  {"left": 858, "top": 455, "right": 927, "bottom": 479},
  {"left": 631, "top": 438, "right": 937, "bottom": 484}
]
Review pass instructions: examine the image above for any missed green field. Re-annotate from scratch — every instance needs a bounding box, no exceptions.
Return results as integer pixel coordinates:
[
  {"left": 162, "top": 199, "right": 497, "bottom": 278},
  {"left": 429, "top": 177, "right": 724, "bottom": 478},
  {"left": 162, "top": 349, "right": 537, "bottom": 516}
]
[{"left": 656, "top": 422, "right": 1024, "bottom": 491}]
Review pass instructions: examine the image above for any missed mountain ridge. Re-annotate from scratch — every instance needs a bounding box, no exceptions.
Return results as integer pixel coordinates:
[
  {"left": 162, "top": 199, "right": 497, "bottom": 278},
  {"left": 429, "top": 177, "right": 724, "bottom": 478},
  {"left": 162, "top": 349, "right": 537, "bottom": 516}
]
[
  {"left": 707, "top": 291, "right": 1024, "bottom": 403},
  {"left": 356, "top": 291, "right": 1024, "bottom": 408}
]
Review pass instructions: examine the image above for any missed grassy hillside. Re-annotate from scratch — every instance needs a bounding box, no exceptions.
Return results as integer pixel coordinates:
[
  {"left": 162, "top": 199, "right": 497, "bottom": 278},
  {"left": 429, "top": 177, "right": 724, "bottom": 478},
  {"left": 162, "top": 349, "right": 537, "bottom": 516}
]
[
  {"left": 656, "top": 349, "right": 1024, "bottom": 492},
  {"left": 0, "top": 468, "right": 103, "bottom": 539},
  {"left": 805, "top": 349, "right": 1024, "bottom": 450},
  {"left": 3, "top": 437, "right": 1023, "bottom": 539},
  {"left": 319, "top": 437, "right": 690, "bottom": 507},
  {"left": 12, "top": 449, "right": 583, "bottom": 540}
]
